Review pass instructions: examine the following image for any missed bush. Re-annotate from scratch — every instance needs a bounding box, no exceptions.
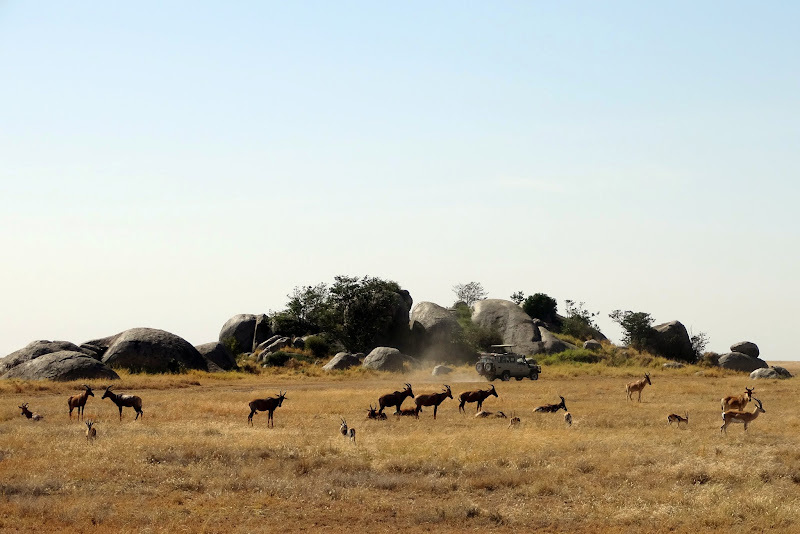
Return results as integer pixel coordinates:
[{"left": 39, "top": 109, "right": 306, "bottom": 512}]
[
  {"left": 561, "top": 300, "right": 600, "bottom": 340},
  {"left": 304, "top": 336, "right": 330, "bottom": 359},
  {"left": 538, "top": 349, "right": 603, "bottom": 365},
  {"left": 609, "top": 310, "right": 657, "bottom": 352},
  {"left": 452, "top": 301, "right": 503, "bottom": 352},
  {"left": 522, "top": 293, "right": 557, "bottom": 323}
]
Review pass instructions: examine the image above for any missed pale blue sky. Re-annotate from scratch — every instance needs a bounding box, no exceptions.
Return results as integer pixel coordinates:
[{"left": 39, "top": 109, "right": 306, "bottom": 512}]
[{"left": 1, "top": 2, "right": 798, "bottom": 360}]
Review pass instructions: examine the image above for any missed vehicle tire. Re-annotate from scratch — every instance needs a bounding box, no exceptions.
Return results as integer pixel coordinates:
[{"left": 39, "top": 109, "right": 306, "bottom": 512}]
[
  {"left": 501, "top": 371, "right": 511, "bottom": 381},
  {"left": 475, "top": 362, "right": 483, "bottom": 373},
  {"left": 484, "top": 363, "right": 494, "bottom": 373},
  {"left": 515, "top": 376, "right": 524, "bottom": 381},
  {"left": 530, "top": 371, "right": 539, "bottom": 381}
]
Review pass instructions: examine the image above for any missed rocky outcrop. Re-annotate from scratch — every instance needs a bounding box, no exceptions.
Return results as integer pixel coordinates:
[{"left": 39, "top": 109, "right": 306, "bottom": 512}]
[
  {"left": 718, "top": 352, "right": 768, "bottom": 373},
  {"left": 257, "top": 337, "right": 291, "bottom": 361},
  {"left": 2, "top": 351, "right": 119, "bottom": 381},
  {"left": 322, "top": 352, "right": 361, "bottom": 371},
  {"left": 652, "top": 321, "right": 695, "bottom": 362},
  {"left": 219, "top": 314, "right": 272, "bottom": 355},
  {"left": 472, "top": 299, "right": 541, "bottom": 355},
  {"left": 539, "top": 327, "right": 576, "bottom": 354},
  {"left": 432, "top": 364, "right": 452, "bottom": 376},
  {"left": 362, "top": 347, "right": 408, "bottom": 372},
  {"left": 731, "top": 341, "right": 759, "bottom": 359},
  {"left": 102, "top": 328, "right": 208, "bottom": 373},
  {"left": 195, "top": 342, "right": 237, "bottom": 371},
  {"left": 0, "top": 340, "right": 95, "bottom": 375},
  {"left": 583, "top": 340, "right": 603, "bottom": 351},
  {"left": 750, "top": 366, "right": 793, "bottom": 380},
  {"left": 409, "top": 302, "right": 474, "bottom": 363}
]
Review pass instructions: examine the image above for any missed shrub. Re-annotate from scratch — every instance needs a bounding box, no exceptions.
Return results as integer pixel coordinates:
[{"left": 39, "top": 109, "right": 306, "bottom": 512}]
[
  {"left": 609, "top": 310, "right": 657, "bottom": 352},
  {"left": 561, "top": 300, "right": 600, "bottom": 340},
  {"left": 522, "top": 293, "right": 557, "bottom": 323},
  {"left": 304, "top": 336, "right": 330, "bottom": 359},
  {"left": 452, "top": 302, "right": 503, "bottom": 352}
]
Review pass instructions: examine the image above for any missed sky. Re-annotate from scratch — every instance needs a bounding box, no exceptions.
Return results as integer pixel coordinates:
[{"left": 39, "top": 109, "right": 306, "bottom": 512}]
[{"left": 1, "top": 2, "right": 798, "bottom": 361}]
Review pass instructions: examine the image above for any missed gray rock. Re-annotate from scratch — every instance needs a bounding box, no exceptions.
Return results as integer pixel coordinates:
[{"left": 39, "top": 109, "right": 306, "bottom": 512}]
[
  {"left": 410, "top": 302, "right": 461, "bottom": 345},
  {"left": 652, "top": 321, "right": 695, "bottom": 362},
  {"left": 2, "top": 350, "right": 120, "bottom": 381},
  {"left": 432, "top": 364, "right": 452, "bottom": 376},
  {"left": 539, "top": 327, "right": 576, "bottom": 354},
  {"left": 195, "top": 342, "right": 237, "bottom": 371},
  {"left": 583, "top": 340, "right": 603, "bottom": 351},
  {"left": 0, "top": 340, "right": 95, "bottom": 375},
  {"left": 218, "top": 314, "right": 272, "bottom": 355},
  {"left": 472, "top": 299, "right": 541, "bottom": 355},
  {"left": 718, "top": 352, "right": 769, "bottom": 373},
  {"left": 663, "top": 361, "right": 685, "bottom": 369},
  {"left": 262, "top": 337, "right": 291, "bottom": 356},
  {"left": 362, "top": 347, "right": 408, "bottom": 372},
  {"left": 102, "top": 328, "right": 208, "bottom": 373},
  {"left": 256, "top": 335, "right": 282, "bottom": 352},
  {"left": 322, "top": 352, "right": 361, "bottom": 371},
  {"left": 292, "top": 337, "right": 305, "bottom": 349},
  {"left": 730, "top": 341, "right": 760, "bottom": 358},
  {"left": 750, "top": 366, "right": 793, "bottom": 380}
]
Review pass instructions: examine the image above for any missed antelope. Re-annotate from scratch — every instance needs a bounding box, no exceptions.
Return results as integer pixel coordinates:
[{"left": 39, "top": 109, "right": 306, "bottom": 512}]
[
  {"left": 721, "top": 398, "right": 765, "bottom": 433},
  {"left": 85, "top": 420, "right": 97, "bottom": 442},
  {"left": 475, "top": 410, "right": 507, "bottom": 418},
  {"left": 721, "top": 387, "right": 754, "bottom": 412},
  {"left": 534, "top": 396, "right": 567, "bottom": 413},
  {"left": 378, "top": 384, "right": 414, "bottom": 414},
  {"left": 458, "top": 385, "right": 498, "bottom": 413},
  {"left": 367, "top": 405, "right": 387, "bottom": 420},
  {"left": 413, "top": 385, "right": 452, "bottom": 419},
  {"left": 564, "top": 412, "right": 572, "bottom": 426},
  {"left": 340, "top": 418, "right": 348, "bottom": 437},
  {"left": 625, "top": 372, "right": 652, "bottom": 402},
  {"left": 394, "top": 406, "right": 420, "bottom": 418},
  {"left": 509, "top": 416, "right": 521, "bottom": 428},
  {"left": 247, "top": 390, "right": 287, "bottom": 427},
  {"left": 19, "top": 403, "right": 43, "bottom": 421},
  {"left": 348, "top": 428, "right": 356, "bottom": 443},
  {"left": 68, "top": 385, "right": 94, "bottom": 420},
  {"left": 667, "top": 411, "right": 689, "bottom": 427},
  {"left": 101, "top": 386, "right": 143, "bottom": 421}
]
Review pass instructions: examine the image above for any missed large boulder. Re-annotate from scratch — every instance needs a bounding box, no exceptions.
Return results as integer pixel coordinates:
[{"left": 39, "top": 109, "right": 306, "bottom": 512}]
[
  {"left": 219, "top": 314, "right": 272, "bottom": 355},
  {"left": 362, "top": 347, "right": 408, "bottom": 372},
  {"left": 731, "top": 341, "right": 759, "bottom": 358},
  {"left": 409, "top": 302, "right": 473, "bottom": 363},
  {"left": 472, "top": 299, "right": 541, "bottom": 355},
  {"left": 322, "top": 352, "right": 361, "bottom": 371},
  {"left": 718, "top": 352, "right": 768, "bottom": 373},
  {"left": 652, "top": 321, "right": 695, "bottom": 362},
  {"left": 539, "top": 327, "right": 576, "bottom": 354},
  {"left": 432, "top": 364, "right": 452, "bottom": 376},
  {"left": 2, "top": 351, "right": 120, "bottom": 381},
  {"left": 0, "top": 340, "right": 95, "bottom": 375},
  {"left": 195, "top": 342, "right": 237, "bottom": 371},
  {"left": 750, "top": 366, "right": 793, "bottom": 380},
  {"left": 583, "top": 339, "right": 603, "bottom": 351},
  {"left": 102, "top": 328, "right": 208, "bottom": 373}
]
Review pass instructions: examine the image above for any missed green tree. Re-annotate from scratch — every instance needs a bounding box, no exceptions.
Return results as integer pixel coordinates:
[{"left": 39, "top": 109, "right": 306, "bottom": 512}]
[
  {"left": 452, "top": 281, "right": 487, "bottom": 307},
  {"left": 609, "top": 310, "right": 656, "bottom": 352},
  {"left": 510, "top": 291, "right": 525, "bottom": 305},
  {"left": 522, "top": 293, "right": 558, "bottom": 323},
  {"left": 561, "top": 300, "right": 599, "bottom": 340},
  {"left": 272, "top": 283, "right": 332, "bottom": 337}
]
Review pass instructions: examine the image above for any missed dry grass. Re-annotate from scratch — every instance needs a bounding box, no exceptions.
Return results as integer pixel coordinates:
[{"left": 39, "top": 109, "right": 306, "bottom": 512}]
[{"left": 1, "top": 363, "right": 799, "bottom": 533}]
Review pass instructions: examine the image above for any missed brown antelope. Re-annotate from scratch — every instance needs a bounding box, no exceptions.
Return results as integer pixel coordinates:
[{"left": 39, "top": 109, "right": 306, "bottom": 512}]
[
  {"left": 19, "top": 403, "right": 43, "bottom": 421},
  {"left": 367, "top": 405, "right": 387, "bottom": 420},
  {"left": 625, "top": 373, "right": 651, "bottom": 402},
  {"left": 247, "top": 390, "right": 287, "bottom": 427},
  {"left": 508, "top": 416, "right": 521, "bottom": 428},
  {"left": 721, "top": 387, "right": 753, "bottom": 411},
  {"left": 378, "top": 384, "right": 414, "bottom": 414},
  {"left": 68, "top": 385, "right": 94, "bottom": 420},
  {"left": 667, "top": 411, "right": 689, "bottom": 427},
  {"left": 721, "top": 398, "right": 765, "bottom": 433},
  {"left": 413, "top": 385, "right": 452, "bottom": 419},
  {"left": 458, "top": 384, "right": 497, "bottom": 413},
  {"left": 564, "top": 412, "right": 572, "bottom": 426},
  {"left": 85, "top": 420, "right": 97, "bottom": 442},
  {"left": 475, "top": 410, "right": 507, "bottom": 418},
  {"left": 339, "top": 418, "right": 348, "bottom": 437},
  {"left": 394, "top": 406, "right": 420, "bottom": 418},
  {"left": 102, "top": 386, "right": 143, "bottom": 421},
  {"left": 534, "top": 396, "right": 567, "bottom": 413}
]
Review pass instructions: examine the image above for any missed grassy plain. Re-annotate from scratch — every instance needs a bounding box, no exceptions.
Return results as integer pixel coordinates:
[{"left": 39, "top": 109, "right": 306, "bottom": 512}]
[{"left": 1, "top": 362, "right": 799, "bottom": 533}]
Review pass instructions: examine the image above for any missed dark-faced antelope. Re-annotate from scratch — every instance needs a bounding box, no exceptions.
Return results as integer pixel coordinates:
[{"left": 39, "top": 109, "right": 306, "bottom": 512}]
[
  {"left": 458, "top": 384, "right": 497, "bottom": 414},
  {"left": 85, "top": 420, "right": 97, "bottom": 442},
  {"left": 378, "top": 384, "right": 414, "bottom": 414},
  {"left": 625, "top": 373, "right": 651, "bottom": 402},
  {"left": 667, "top": 411, "right": 689, "bottom": 427},
  {"left": 367, "top": 405, "right": 387, "bottom": 420},
  {"left": 475, "top": 410, "right": 506, "bottom": 418},
  {"left": 19, "top": 403, "right": 43, "bottom": 421},
  {"left": 339, "top": 418, "right": 348, "bottom": 437},
  {"left": 509, "top": 416, "right": 521, "bottom": 428},
  {"left": 348, "top": 428, "right": 356, "bottom": 443},
  {"left": 564, "top": 412, "right": 572, "bottom": 426},
  {"left": 534, "top": 396, "right": 567, "bottom": 413},
  {"left": 102, "top": 386, "right": 143, "bottom": 421},
  {"left": 68, "top": 385, "right": 94, "bottom": 420},
  {"left": 721, "top": 387, "right": 753, "bottom": 412},
  {"left": 721, "top": 398, "right": 765, "bottom": 433},
  {"left": 413, "top": 385, "right": 452, "bottom": 419},
  {"left": 394, "top": 406, "right": 420, "bottom": 418},
  {"left": 247, "top": 390, "right": 287, "bottom": 427}
]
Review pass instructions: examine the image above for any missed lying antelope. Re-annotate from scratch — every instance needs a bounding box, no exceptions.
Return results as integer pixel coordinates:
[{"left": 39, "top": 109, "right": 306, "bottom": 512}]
[
  {"left": 667, "top": 411, "right": 689, "bottom": 427},
  {"left": 625, "top": 372, "right": 651, "bottom": 402},
  {"left": 367, "top": 405, "right": 387, "bottom": 420},
  {"left": 475, "top": 411, "right": 507, "bottom": 418},
  {"left": 102, "top": 386, "right": 143, "bottom": 421},
  {"left": 248, "top": 390, "right": 287, "bottom": 427},
  {"left": 721, "top": 387, "right": 753, "bottom": 412},
  {"left": 534, "top": 396, "right": 567, "bottom": 413},
  {"left": 19, "top": 403, "right": 43, "bottom": 421},
  {"left": 564, "top": 412, "right": 572, "bottom": 426},
  {"left": 394, "top": 407, "right": 420, "bottom": 418},
  {"left": 68, "top": 385, "right": 94, "bottom": 421},
  {"left": 85, "top": 420, "right": 97, "bottom": 442},
  {"left": 378, "top": 384, "right": 414, "bottom": 414},
  {"left": 414, "top": 385, "right": 452, "bottom": 419},
  {"left": 721, "top": 398, "right": 765, "bottom": 433},
  {"left": 458, "top": 384, "right": 497, "bottom": 414}
]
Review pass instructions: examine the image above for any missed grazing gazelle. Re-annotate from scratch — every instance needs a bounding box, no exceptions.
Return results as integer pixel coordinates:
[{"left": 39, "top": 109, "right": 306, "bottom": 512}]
[
  {"left": 625, "top": 373, "right": 652, "bottom": 402},
  {"left": 667, "top": 411, "right": 689, "bottom": 427},
  {"left": 721, "top": 398, "right": 765, "bottom": 433}
]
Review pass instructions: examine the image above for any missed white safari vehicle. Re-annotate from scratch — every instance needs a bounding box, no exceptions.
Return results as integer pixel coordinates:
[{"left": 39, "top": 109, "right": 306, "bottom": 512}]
[{"left": 475, "top": 345, "right": 541, "bottom": 381}]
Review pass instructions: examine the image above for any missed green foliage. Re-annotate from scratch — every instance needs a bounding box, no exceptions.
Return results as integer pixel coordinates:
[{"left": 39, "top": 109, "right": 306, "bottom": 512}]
[
  {"left": 690, "top": 332, "right": 710, "bottom": 362},
  {"left": 522, "top": 293, "right": 558, "bottom": 322},
  {"left": 304, "top": 335, "right": 330, "bottom": 359},
  {"left": 262, "top": 349, "right": 315, "bottom": 368},
  {"left": 452, "top": 281, "right": 487, "bottom": 307},
  {"left": 221, "top": 336, "right": 241, "bottom": 357},
  {"left": 561, "top": 300, "right": 599, "bottom": 340},
  {"left": 510, "top": 291, "right": 525, "bottom": 305},
  {"left": 274, "top": 283, "right": 333, "bottom": 336},
  {"left": 452, "top": 301, "right": 503, "bottom": 352},
  {"left": 609, "top": 310, "right": 657, "bottom": 352},
  {"left": 538, "top": 349, "right": 603, "bottom": 365}
]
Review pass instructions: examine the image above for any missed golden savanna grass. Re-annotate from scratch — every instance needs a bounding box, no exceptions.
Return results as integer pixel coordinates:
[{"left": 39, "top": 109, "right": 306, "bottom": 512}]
[{"left": 1, "top": 363, "right": 799, "bottom": 533}]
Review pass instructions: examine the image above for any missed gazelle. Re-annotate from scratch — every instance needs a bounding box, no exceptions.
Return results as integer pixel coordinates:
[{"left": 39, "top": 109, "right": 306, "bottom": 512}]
[
  {"left": 625, "top": 373, "right": 651, "bottom": 402},
  {"left": 721, "top": 398, "right": 765, "bottom": 433},
  {"left": 85, "top": 420, "right": 97, "bottom": 442},
  {"left": 721, "top": 387, "right": 753, "bottom": 412},
  {"left": 667, "top": 411, "right": 688, "bottom": 427},
  {"left": 564, "top": 412, "right": 572, "bottom": 426},
  {"left": 339, "top": 418, "right": 348, "bottom": 437}
]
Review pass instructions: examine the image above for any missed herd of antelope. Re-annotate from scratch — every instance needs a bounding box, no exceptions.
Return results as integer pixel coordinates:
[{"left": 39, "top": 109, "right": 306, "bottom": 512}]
[{"left": 15, "top": 373, "right": 770, "bottom": 440}]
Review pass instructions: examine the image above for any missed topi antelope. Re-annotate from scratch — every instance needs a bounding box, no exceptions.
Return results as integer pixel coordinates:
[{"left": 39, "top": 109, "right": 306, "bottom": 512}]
[
  {"left": 248, "top": 390, "right": 287, "bottom": 427},
  {"left": 367, "top": 405, "right": 387, "bottom": 420},
  {"left": 534, "top": 396, "right": 567, "bottom": 413},
  {"left": 68, "top": 385, "right": 94, "bottom": 421},
  {"left": 19, "top": 403, "right": 43, "bottom": 421},
  {"left": 458, "top": 384, "right": 498, "bottom": 414},
  {"left": 414, "top": 385, "right": 452, "bottom": 419},
  {"left": 475, "top": 410, "right": 507, "bottom": 418},
  {"left": 625, "top": 372, "right": 651, "bottom": 402},
  {"left": 85, "top": 420, "right": 97, "bottom": 442},
  {"left": 378, "top": 384, "right": 414, "bottom": 414},
  {"left": 721, "top": 387, "right": 753, "bottom": 412},
  {"left": 721, "top": 398, "right": 765, "bottom": 433},
  {"left": 102, "top": 386, "right": 143, "bottom": 421},
  {"left": 667, "top": 411, "right": 689, "bottom": 427},
  {"left": 564, "top": 412, "right": 572, "bottom": 426}
]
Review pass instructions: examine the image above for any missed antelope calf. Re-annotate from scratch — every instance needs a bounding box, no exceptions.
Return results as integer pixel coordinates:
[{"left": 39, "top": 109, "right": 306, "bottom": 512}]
[
  {"left": 667, "top": 411, "right": 688, "bottom": 427},
  {"left": 414, "top": 385, "right": 452, "bottom": 419},
  {"left": 534, "top": 396, "right": 567, "bottom": 413},
  {"left": 85, "top": 420, "right": 97, "bottom": 442},
  {"left": 19, "top": 403, "right": 43, "bottom": 421},
  {"left": 394, "top": 407, "right": 420, "bottom": 418},
  {"left": 475, "top": 410, "right": 507, "bottom": 418},
  {"left": 721, "top": 398, "right": 765, "bottom": 433},
  {"left": 721, "top": 387, "right": 753, "bottom": 412},
  {"left": 102, "top": 386, "right": 143, "bottom": 421},
  {"left": 564, "top": 412, "right": 572, "bottom": 426},
  {"left": 378, "top": 384, "right": 414, "bottom": 414},
  {"left": 458, "top": 385, "right": 497, "bottom": 413},
  {"left": 625, "top": 372, "right": 652, "bottom": 402},
  {"left": 248, "top": 390, "right": 287, "bottom": 427},
  {"left": 68, "top": 385, "right": 94, "bottom": 420},
  {"left": 367, "top": 405, "right": 387, "bottom": 420}
]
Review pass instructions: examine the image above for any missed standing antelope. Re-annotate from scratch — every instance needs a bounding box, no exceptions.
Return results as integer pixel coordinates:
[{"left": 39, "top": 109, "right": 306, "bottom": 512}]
[
  {"left": 339, "top": 418, "right": 348, "bottom": 437},
  {"left": 378, "top": 384, "right": 414, "bottom": 414},
  {"left": 534, "top": 396, "right": 568, "bottom": 413},
  {"left": 102, "top": 386, "right": 143, "bottom": 421},
  {"left": 68, "top": 385, "right": 94, "bottom": 420},
  {"left": 85, "top": 420, "right": 97, "bottom": 442},
  {"left": 458, "top": 384, "right": 498, "bottom": 414},
  {"left": 667, "top": 411, "right": 689, "bottom": 427},
  {"left": 509, "top": 416, "right": 521, "bottom": 428},
  {"left": 414, "top": 385, "right": 452, "bottom": 419},
  {"left": 721, "top": 398, "right": 765, "bottom": 433},
  {"left": 564, "top": 412, "right": 572, "bottom": 426},
  {"left": 348, "top": 428, "right": 356, "bottom": 443},
  {"left": 19, "top": 403, "right": 43, "bottom": 421},
  {"left": 721, "top": 387, "right": 754, "bottom": 412},
  {"left": 247, "top": 390, "right": 287, "bottom": 427},
  {"left": 625, "top": 373, "right": 652, "bottom": 402}
]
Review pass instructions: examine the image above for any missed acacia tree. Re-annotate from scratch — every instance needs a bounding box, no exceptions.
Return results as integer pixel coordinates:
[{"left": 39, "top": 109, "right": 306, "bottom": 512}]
[
  {"left": 522, "top": 293, "right": 558, "bottom": 323},
  {"left": 452, "top": 281, "right": 487, "bottom": 307},
  {"left": 609, "top": 310, "right": 656, "bottom": 352}
]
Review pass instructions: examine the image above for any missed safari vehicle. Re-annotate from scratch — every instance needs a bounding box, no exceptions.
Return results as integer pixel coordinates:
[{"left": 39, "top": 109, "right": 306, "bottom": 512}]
[{"left": 475, "top": 345, "right": 541, "bottom": 381}]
